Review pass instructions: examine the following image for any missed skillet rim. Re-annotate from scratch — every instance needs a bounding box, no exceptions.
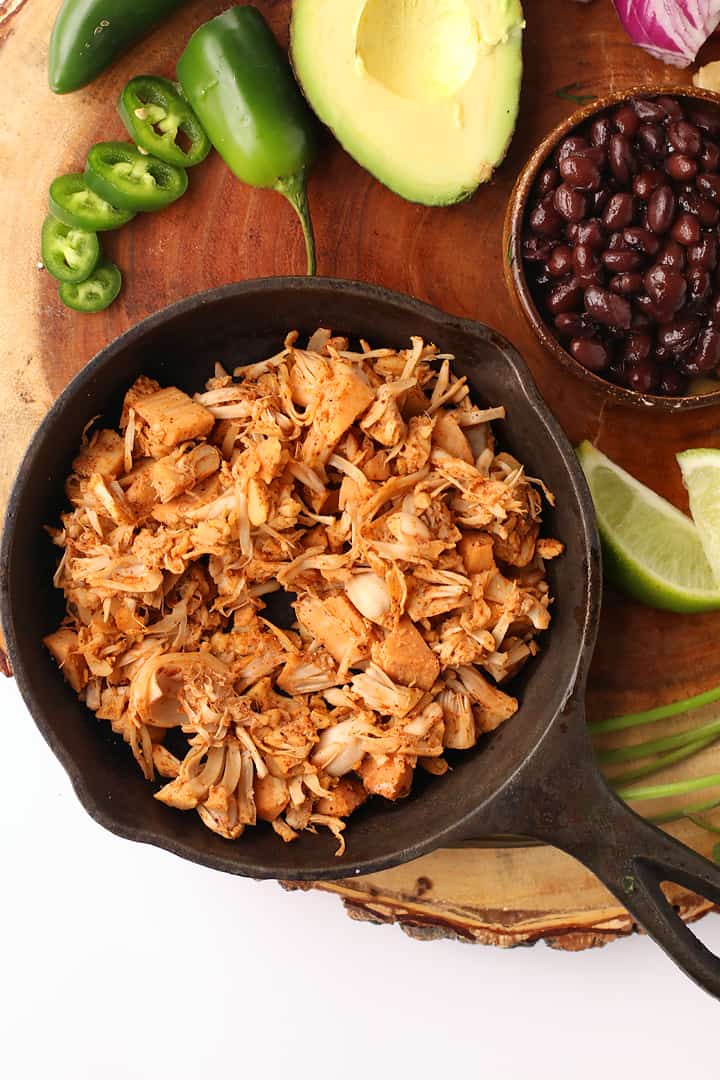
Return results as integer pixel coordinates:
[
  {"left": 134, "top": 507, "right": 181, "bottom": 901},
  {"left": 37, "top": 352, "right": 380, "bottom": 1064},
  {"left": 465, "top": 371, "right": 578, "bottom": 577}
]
[{"left": 0, "top": 276, "right": 602, "bottom": 880}]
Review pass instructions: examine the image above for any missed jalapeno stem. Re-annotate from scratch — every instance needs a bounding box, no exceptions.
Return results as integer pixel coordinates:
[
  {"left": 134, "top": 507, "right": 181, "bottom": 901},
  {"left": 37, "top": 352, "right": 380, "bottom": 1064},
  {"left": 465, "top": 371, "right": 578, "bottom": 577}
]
[{"left": 276, "top": 171, "right": 316, "bottom": 276}]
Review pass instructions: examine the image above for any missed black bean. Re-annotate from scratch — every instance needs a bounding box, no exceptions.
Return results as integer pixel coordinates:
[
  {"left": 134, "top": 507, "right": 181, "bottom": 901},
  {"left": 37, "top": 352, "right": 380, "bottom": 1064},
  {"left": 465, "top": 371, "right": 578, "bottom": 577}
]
[
  {"left": 610, "top": 272, "right": 644, "bottom": 295},
  {"left": 668, "top": 120, "right": 702, "bottom": 156},
  {"left": 665, "top": 154, "right": 698, "bottom": 182},
  {"left": 584, "top": 285, "right": 632, "bottom": 328},
  {"left": 671, "top": 212, "right": 702, "bottom": 246},
  {"left": 591, "top": 116, "right": 612, "bottom": 148},
  {"left": 679, "top": 187, "right": 702, "bottom": 215},
  {"left": 687, "top": 103, "right": 720, "bottom": 137},
  {"left": 697, "top": 197, "right": 720, "bottom": 226},
  {"left": 602, "top": 249, "right": 645, "bottom": 273},
  {"left": 658, "top": 366, "right": 686, "bottom": 395},
  {"left": 576, "top": 146, "right": 608, "bottom": 168},
  {"left": 570, "top": 337, "right": 609, "bottom": 372},
  {"left": 559, "top": 153, "right": 602, "bottom": 192},
  {"left": 631, "top": 309, "right": 653, "bottom": 329},
  {"left": 697, "top": 173, "right": 720, "bottom": 202},
  {"left": 592, "top": 189, "right": 611, "bottom": 215},
  {"left": 701, "top": 141, "right": 720, "bottom": 172},
  {"left": 614, "top": 104, "right": 641, "bottom": 138},
  {"left": 623, "top": 227, "right": 660, "bottom": 256},
  {"left": 633, "top": 293, "right": 656, "bottom": 316},
  {"left": 554, "top": 312, "right": 596, "bottom": 338},
  {"left": 644, "top": 264, "right": 688, "bottom": 313},
  {"left": 688, "top": 268, "right": 712, "bottom": 303},
  {"left": 638, "top": 123, "right": 665, "bottom": 158},
  {"left": 657, "top": 315, "right": 701, "bottom": 355},
  {"left": 634, "top": 98, "right": 668, "bottom": 122},
  {"left": 547, "top": 280, "right": 584, "bottom": 315},
  {"left": 603, "top": 192, "right": 635, "bottom": 230},
  {"left": 529, "top": 194, "right": 564, "bottom": 237},
  {"left": 537, "top": 167, "right": 560, "bottom": 196},
  {"left": 557, "top": 135, "right": 590, "bottom": 161},
  {"left": 623, "top": 331, "right": 652, "bottom": 364},
  {"left": 523, "top": 236, "right": 554, "bottom": 262},
  {"left": 554, "top": 183, "right": 588, "bottom": 222},
  {"left": 647, "top": 185, "right": 676, "bottom": 233},
  {"left": 627, "top": 360, "right": 655, "bottom": 393},
  {"left": 656, "top": 96, "right": 684, "bottom": 120},
  {"left": 547, "top": 244, "right": 574, "bottom": 277},
  {"left": 573, "top": 243, "right": 600, "bottom": 278},
  {"left": 633, "top": 168, "right": 665, "bottom": 199},
  {"left": 640, "top": 295, "right": 684, "bottom": 327},
  {"left": 688, "top": 234, "right": 718, "bottom": 270},
  {"left": 576, "top": 219, "right": 606, "bottom": 250},
  {"left": 610, "top": 134, "right": 636, "bottom": 185},
  {"left": 686, "top": 323, "right": 720, "bottom": 374}
]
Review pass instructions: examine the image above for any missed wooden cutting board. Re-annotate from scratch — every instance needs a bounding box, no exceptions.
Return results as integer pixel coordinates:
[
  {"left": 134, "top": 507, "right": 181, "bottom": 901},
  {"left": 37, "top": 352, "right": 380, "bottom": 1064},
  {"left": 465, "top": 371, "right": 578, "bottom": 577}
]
[{"left": 3, "top": 0, "right": 720, "bottom": 947}]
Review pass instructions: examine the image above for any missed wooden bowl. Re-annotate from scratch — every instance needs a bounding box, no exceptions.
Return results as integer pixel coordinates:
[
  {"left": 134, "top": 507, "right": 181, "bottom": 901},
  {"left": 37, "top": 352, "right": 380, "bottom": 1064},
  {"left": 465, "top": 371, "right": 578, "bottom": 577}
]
[{"left": 503, "top": 85, "right": 720, "bottom": 412}]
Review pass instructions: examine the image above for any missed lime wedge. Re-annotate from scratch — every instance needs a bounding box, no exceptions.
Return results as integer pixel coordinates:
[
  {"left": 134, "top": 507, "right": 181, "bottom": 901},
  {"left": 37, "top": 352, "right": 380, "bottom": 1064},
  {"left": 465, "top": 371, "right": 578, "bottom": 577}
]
[
  {"left": 677, "top": 448, "right": 720, "bottom": 589},
  {"left": 577, "top": 441, "right": 720, "bottom": 613}
]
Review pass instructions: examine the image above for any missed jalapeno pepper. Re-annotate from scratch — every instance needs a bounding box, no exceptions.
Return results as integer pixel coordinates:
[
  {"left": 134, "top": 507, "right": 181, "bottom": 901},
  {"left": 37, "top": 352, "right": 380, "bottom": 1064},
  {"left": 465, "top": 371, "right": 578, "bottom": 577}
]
[
  {"left": 49, "top": 0, "right": 188, "bottom": 94},
  {"left": 85, "top": 142, "right": 188, "bottom": 212},
  {"left": 58, "top": 259, "right": 122, "bottom": 312},
  {"left": 118, "top": 76, "right": 211, "bottom": 168},
  {"left": 177, "top": 6, "right": 319, "bottom": 275},
  {"left": 41, "top": 214, "right": 101, "bottom": 284},
  {"left": 49, "top": 173, "right": 136, "bottom": 231}
]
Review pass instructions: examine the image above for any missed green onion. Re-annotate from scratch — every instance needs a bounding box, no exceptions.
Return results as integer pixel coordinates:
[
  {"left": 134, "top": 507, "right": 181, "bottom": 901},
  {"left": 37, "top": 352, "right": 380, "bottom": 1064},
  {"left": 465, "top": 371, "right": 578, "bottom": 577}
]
[
  {"left": 648, "top": 796, "right": 720, "bottom": 826},
  {"left": 608, "top": 734, "right": 720, "bottom": 787},
  {"left": 616, "top": 772, "right": 720, "bottom": 803},
  {"left": 688, "top": 812, "right": 720, "bottom": 836},
  {"left": 589, "top": 684, "right": 720, "bottom": 735},
  {"left": 598, "top": 717, "right": 720, "bottom": 764}
]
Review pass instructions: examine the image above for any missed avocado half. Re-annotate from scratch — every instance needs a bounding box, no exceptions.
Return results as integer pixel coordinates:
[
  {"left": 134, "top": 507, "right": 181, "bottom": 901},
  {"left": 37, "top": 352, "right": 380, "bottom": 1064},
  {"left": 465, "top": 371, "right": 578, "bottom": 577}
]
[{"left": 290, "top": 0, "right": 524, "bottom": 206}]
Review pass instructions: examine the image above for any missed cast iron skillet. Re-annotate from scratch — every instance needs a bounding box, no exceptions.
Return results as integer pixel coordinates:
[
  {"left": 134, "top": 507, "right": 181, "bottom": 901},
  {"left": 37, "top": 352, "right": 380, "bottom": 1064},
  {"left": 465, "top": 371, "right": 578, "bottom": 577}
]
[{"left": 4, "top": 278, "right": 720, "bottom": 997}]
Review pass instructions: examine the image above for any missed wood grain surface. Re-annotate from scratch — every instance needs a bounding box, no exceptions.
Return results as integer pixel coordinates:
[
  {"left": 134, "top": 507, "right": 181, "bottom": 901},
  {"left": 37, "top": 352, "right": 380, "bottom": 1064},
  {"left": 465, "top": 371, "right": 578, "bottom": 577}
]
[{"left": 2, "top": 0, "right": 720, "bottom": 948}]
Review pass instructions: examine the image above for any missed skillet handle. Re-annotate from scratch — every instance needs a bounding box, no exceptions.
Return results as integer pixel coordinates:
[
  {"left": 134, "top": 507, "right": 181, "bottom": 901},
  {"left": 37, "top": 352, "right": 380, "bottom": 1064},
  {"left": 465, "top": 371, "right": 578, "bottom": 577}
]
[
  {"left": 471, "top": 700, "right": 720, "bottom": 1000},
  {"left": 557, "top": 794, "right": 720, "bottom": 1000}
]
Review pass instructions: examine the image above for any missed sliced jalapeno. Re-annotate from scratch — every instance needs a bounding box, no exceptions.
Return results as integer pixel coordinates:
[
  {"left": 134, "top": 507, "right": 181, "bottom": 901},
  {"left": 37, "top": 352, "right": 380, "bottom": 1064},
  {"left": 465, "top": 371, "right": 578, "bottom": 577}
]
[
  {"left": 49, "top": 173, "right": 136, "bottom": 231},
  {"left": 85, "top": 141, "right": 188, "bottom": 212},
  {"left": 118, "top": 75, "right": 211, "bottom": 168},
  {"left": 41, "top": 214, "right": 101, "bottom": 284},
  {"left": 59, "top": 259, "right": 122, "bottom": 313}
]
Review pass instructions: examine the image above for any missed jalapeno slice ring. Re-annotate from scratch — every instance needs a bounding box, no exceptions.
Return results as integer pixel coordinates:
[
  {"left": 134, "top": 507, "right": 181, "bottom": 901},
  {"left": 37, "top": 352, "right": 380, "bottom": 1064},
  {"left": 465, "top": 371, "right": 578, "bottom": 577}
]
[
  {"left": 85, "top": 141, "right": 188, "bottom": 212},
  {"left": 59, "top": 259, "right": 122, "bottom": 313},
  {"left": 49, "top": 173, "right": 136, "bottom": 231},
  {"left": 118, "top": 76, "right": 211, "bottom": 168},
  {"left": 41, "top": 214, "right": 101, "bottom": 284}
]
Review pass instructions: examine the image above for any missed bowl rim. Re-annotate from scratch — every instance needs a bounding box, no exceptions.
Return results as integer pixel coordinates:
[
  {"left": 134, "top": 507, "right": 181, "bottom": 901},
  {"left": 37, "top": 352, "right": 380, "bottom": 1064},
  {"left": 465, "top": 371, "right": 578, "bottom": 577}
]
[{"left": 503, "top": 83, "right": 720, "bottom": 412}]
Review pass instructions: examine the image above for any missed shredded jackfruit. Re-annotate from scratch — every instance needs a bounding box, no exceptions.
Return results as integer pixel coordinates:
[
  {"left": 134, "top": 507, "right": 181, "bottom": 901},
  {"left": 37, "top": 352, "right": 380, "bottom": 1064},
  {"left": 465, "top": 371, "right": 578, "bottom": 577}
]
[{"left": 44, "top": 330, "right": 563, "bottom": 855}]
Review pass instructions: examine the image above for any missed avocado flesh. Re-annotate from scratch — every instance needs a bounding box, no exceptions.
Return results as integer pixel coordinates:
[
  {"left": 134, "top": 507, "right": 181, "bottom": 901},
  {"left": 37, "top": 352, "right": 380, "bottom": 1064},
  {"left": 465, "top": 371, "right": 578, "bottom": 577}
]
[{"left": 291, "top": 0, "right": 523, "bottom": 206}]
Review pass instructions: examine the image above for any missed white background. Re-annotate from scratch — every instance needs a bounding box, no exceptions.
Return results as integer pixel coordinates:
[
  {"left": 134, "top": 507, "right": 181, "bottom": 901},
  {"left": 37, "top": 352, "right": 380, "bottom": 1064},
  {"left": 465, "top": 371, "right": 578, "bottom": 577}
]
[{"left": 2, "top": 674, "right": 719, "bottom": 1080}]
